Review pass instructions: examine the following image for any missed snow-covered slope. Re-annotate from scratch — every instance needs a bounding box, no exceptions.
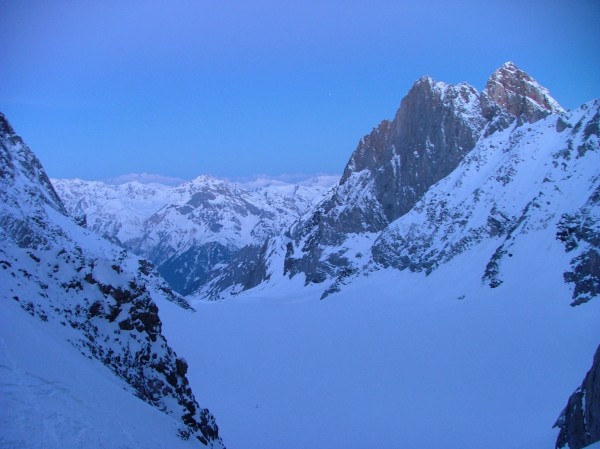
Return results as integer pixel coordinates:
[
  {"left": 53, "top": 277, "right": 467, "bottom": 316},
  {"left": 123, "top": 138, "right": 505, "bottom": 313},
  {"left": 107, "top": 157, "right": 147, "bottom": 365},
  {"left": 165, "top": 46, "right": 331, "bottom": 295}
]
[
  {"left": 158, "top": 253, "right": 600, "bottom": 449},
  {"left": 53, "top": 174, "right": 337, "bottom": 295},
  {"left": 0, "top": 112, "right": 225, "bottom": 448},
  {"left": 0, "top": 298, "right": 201, "bottom": 449}
]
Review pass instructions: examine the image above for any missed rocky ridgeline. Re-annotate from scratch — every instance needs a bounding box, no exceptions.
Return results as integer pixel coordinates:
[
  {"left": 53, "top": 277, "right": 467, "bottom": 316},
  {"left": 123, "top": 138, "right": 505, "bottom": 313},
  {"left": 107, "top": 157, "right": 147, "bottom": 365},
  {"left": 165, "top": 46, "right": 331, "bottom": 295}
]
[
  {"left": 197, "top": 63, "right": 599, "bottom": 306},
  {"left": 0, "top": 113, "right": 225, "bottom": 448}
]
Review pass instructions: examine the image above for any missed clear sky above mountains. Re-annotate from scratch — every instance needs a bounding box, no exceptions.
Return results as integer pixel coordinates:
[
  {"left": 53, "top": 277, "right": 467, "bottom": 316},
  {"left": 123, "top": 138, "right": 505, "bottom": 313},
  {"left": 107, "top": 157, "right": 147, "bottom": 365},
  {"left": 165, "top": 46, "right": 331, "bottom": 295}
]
[{"left": 1, "top": 0, "right": 599, "bottom": 181}]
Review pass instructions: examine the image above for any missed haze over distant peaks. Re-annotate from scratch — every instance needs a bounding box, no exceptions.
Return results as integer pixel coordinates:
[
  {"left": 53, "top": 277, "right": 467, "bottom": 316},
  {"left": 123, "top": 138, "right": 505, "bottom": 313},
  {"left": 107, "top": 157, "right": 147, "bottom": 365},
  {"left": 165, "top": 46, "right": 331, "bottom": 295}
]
[{"left": 103, "top": 173, "right": 188, "bottom": 186}]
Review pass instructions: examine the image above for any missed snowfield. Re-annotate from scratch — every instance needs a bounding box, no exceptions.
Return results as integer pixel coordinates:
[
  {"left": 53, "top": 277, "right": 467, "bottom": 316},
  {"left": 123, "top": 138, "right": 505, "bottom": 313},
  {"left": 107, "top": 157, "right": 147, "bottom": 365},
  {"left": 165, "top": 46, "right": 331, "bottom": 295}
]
[{"left": 157, "top": 237, "right": 600, "bottom": 449}]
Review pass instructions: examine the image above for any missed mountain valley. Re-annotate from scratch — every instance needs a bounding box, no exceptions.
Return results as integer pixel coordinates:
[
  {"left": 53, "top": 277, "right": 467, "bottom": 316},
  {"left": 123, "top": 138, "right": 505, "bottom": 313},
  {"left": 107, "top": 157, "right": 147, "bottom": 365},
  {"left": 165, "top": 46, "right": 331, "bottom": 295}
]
[{"left": 2, "top": 62, "right": 599, "bottom": 449}]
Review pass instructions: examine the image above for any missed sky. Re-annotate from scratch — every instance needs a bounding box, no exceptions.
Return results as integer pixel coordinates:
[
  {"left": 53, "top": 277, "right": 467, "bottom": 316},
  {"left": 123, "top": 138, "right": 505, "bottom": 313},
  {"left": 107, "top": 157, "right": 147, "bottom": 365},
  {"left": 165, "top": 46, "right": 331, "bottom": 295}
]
[{"left": 1, "top": 0, "right": 599, "bottom": 181}]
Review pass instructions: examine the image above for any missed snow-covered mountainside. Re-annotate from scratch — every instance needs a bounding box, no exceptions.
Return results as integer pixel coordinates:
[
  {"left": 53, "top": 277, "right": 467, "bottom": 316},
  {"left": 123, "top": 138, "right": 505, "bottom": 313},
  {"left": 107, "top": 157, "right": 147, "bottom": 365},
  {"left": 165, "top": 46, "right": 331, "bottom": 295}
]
[
  {"left": 0, "top": 113, "right": 226, "bottom": 448},
  {"left": 279, "top": 61, "right": 571, "bottom": 291},
  {"left": 367, "top": 99, "right": 600, "bottom": 301},
  {"left": 204, "top": 62, "right": 598, "bottom": 305},
  {"left": 13, "top": 61, "right": 599, "bottom": 448},
  {"left": 53, "top": 174, "right": 337, "bottom": 295}
]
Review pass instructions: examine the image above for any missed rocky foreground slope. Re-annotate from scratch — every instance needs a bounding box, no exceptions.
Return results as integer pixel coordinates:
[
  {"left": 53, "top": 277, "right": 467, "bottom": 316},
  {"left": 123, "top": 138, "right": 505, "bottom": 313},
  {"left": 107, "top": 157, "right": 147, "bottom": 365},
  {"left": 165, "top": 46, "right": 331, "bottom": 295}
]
[{"left": 0, "top": 112, "right": 226, "bottom": 448}]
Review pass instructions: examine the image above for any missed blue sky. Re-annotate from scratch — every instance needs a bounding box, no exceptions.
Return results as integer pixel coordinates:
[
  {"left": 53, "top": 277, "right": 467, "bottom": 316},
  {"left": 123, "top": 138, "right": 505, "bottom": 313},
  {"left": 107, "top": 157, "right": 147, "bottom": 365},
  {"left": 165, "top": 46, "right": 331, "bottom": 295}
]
[{"left": 1, "top": 0, "right": 599, "bottom": 181}]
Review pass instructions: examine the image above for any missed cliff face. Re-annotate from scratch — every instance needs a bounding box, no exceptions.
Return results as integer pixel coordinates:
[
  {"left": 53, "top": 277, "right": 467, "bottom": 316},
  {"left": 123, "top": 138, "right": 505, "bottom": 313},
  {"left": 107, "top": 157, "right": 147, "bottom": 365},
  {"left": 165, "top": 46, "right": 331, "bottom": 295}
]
[
  {"left": 555, "top": 345, "right": 600, "bottom": 449},
  {"left": 340, "top": 77, "right": 485, "bottom": 226}
]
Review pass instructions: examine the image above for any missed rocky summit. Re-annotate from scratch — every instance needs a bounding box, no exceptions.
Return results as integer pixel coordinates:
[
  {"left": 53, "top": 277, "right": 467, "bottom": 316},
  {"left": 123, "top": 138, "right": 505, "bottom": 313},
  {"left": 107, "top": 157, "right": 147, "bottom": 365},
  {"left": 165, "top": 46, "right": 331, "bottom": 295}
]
[{"left": 272, "top": 62, "right": 591, "bottom": 293}]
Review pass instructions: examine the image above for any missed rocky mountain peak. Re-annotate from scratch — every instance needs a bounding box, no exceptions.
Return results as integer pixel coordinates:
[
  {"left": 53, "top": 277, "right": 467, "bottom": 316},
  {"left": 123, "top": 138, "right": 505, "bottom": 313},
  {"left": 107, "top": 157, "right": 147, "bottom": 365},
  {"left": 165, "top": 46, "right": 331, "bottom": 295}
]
[
  {"left": 282, "top": 74, "right": 487, "bottom": 284},
  {"left": 277, "top": 63, "right": 590, "bottom": 293},
  {"left": 0, "top": 113, "right": 66, "bottom": 217},
  {"left": 482, "top": 61, "right": 564, "bottom": 123},
  {"left": 337, "top": 73, "right": 484, "bottom": 223}
]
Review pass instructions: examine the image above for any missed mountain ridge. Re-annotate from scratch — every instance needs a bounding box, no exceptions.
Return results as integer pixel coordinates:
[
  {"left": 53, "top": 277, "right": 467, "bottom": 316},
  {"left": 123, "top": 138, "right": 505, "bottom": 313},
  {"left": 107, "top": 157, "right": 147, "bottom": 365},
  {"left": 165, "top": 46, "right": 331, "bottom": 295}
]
[
  {"left": 0, "top": 112, "right": 226, "bottom": 447},
  {"left": 248, "top": 62, "right": 586, "bottom": 298}
]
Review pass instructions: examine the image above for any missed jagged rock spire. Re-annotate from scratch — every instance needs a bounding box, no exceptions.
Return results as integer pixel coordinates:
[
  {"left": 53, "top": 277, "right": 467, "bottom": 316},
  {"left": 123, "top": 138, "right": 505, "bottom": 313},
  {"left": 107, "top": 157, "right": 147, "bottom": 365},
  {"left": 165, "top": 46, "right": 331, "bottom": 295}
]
[{"left": 482, "top": 61, "right": 564, "bottom": 123}]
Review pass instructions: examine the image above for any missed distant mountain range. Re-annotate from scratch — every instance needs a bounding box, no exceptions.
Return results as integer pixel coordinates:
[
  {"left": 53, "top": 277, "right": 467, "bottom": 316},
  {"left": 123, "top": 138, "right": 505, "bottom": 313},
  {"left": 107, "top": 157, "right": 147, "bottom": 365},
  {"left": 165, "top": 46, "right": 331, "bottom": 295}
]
[{"left": 52, "top": 174, "right": 338, "bottom": 296}]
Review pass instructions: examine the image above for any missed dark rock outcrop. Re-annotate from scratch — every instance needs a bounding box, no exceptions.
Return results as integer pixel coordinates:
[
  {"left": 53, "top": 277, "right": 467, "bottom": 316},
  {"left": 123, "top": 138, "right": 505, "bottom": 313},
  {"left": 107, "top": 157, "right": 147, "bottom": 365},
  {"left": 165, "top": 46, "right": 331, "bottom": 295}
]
[
  {"left": 555, "top": 344, "right": 600, "bottom": 449},
  {"left": 155, "top": 241, "right": 236, "bottom": 295},
  {"left": 0, "top": 113, "right": 66, "bottom": 216},
  {"left": 556, "top": 107, "right": 600, "bottom": 306},
  {"left": 200, "top": 239, "right": 274, "bottom": 298}
]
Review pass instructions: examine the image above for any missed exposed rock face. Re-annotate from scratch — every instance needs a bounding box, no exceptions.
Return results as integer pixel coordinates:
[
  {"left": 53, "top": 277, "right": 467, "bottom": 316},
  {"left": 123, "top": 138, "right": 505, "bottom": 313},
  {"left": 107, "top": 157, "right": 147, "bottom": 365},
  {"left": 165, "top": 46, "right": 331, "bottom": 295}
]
[
  {"left": 482, "top": 61, "right": 564, "bottom": 124},
  {"left": 156, "top": 241, "right": 237, "bottom": 295},
  {"left": 0, "top": 113, "right": 69, "bottom": 249},
  {"left": 282, "top": 62, "right": 565, "bottom": 287},
  {"left": 0, "top": 112, "right": 225, "bottom": 447},
  {"left": 555, "top": 344, "right": 600, "bottom": 449},
  {"left": 199, "top": 240, "right": 274, "bottom": 298},
  {"left": 0, "top": 114, "right": 66, "bottom": 215},
  {"left": 341, "top": 77, "right": 485, "bottom": 225},
  {"left": 558, "top": 185, "right": 600, "bottom": 306}
]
